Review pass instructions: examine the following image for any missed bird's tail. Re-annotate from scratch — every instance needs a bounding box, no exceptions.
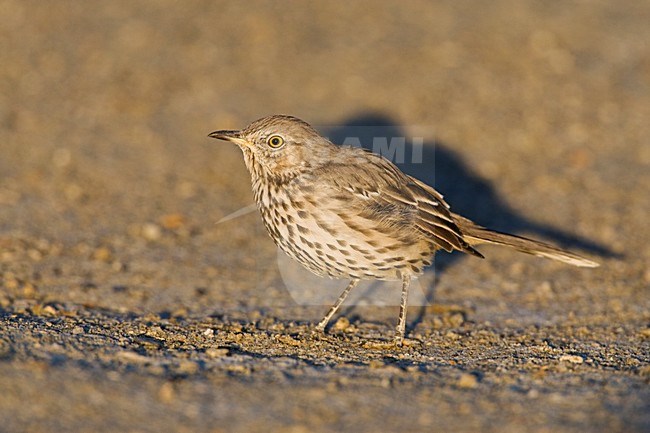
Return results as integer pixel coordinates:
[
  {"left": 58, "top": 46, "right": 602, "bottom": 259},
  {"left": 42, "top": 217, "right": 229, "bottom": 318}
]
[{"left": 452, "top": 214, "right": 599, "bottom": 268}]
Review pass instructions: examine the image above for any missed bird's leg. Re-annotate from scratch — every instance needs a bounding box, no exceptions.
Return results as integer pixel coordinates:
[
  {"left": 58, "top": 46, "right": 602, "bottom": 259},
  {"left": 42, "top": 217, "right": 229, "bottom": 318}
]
[
  {"left": 395, "top": 274, "right": 411, "bottom": 345},
  {"left": 316, "top": 279, "right": 359, "bottom": 332}
]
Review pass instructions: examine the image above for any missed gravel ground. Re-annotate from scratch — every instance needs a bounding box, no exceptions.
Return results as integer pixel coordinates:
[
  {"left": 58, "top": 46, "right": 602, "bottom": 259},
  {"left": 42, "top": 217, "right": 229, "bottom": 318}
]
[{"left": 1, "top": 1, "right": 649, "bottom": 432}]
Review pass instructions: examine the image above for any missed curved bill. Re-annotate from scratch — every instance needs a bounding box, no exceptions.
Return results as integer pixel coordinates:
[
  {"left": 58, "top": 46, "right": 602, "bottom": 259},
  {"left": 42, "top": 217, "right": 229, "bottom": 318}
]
[{"left": 208, "top": 130, "right": 242, "bottom": 141}]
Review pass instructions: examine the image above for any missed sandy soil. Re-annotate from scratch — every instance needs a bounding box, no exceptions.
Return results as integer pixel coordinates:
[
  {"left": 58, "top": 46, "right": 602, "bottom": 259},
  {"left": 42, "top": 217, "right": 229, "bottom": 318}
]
[{"left": 1, "top": 1, "right": 649, "bottom": 432}]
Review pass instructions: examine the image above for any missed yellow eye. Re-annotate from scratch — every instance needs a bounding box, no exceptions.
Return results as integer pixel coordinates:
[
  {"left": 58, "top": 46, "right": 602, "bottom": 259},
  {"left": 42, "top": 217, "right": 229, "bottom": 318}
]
[{"left": 267, "top": 135, "right": 285, "bottom": 148}]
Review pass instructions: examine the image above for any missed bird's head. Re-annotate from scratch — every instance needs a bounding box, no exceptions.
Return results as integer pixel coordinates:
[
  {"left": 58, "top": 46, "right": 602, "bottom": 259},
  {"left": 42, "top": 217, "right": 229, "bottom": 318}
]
[{"left": 209, "top": 115, "right": 334, "bottom": 181}]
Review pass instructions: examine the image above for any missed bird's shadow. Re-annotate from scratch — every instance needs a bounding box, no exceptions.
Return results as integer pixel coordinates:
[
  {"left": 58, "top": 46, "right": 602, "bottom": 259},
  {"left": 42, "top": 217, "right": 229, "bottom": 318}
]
[{"left": 324, "top": 113, "right": 616, "bottom": 330}]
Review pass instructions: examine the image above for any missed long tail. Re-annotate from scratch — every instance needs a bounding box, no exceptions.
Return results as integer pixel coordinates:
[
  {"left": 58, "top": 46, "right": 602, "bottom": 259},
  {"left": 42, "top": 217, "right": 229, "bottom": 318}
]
[{"left": 452, "top": 214, "right": 599, "bottom": 268}]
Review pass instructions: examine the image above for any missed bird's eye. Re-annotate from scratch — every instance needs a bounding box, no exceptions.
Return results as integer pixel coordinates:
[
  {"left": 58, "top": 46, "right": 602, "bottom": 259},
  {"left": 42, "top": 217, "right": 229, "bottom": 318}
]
[{"left": 267, "top": 135, "right": 285, "bottom": 149}]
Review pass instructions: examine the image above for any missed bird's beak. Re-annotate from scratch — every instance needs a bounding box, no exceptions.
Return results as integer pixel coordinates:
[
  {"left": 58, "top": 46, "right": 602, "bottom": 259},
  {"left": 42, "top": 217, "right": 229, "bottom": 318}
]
[{"left": 207, "top": 130, "right": 249, "bottom": 147}]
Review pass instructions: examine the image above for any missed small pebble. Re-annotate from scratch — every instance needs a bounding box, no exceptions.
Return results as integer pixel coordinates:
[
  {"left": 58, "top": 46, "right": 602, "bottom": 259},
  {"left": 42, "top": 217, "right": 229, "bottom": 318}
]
[
  {"left": 559, "top": 354, "right": 584, "bottom": 364},
  {"left": 92, "top": 247, "right": 112, "bottom": 262},
  {"left": 158, "top": 382, "right": 175, "bottom": 403},
  {"left": 176, "top": 360, "right": 199, "bottom": 375},
  {"left": 22, "top": 283, "right": 38, "bottom": 298},
  {"left": 205, "top": 348, "right": 229, "bottom": 358},
  {"left": 117, "top": 351, "right": 150, "bottom": 364},
  {"left": 141, "top": 223, "right": 161, "bottom": 241},
  {"left": 160, "top": 214, "right": 186, "bottom": 230},
  {"left": 332, "top": 317, "right": 350, "bottom": 331},
  {"left": 457, "top": 373, "right": 479, "bottom": 389}
]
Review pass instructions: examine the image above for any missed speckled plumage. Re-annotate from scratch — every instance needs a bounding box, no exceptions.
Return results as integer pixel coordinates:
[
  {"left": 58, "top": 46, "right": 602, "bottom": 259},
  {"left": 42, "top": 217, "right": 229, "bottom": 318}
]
[{"left": 209, "top": 115, "right": 598, "bottom": 343}]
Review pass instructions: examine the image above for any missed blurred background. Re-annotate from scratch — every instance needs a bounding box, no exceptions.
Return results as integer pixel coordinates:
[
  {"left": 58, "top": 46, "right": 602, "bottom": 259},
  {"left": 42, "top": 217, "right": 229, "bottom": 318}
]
[
  {"left": 1, "top": 0, "right": 647, "bottom": 314},
  {"left": 1, "top": 1, "right": 649, "bottom": 432}
]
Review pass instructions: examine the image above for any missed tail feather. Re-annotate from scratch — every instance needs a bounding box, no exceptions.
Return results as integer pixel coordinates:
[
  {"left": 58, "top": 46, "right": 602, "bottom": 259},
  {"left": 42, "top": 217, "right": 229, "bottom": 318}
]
[{"left": 452, "top": 214, "right": 599, "bottom": 268}]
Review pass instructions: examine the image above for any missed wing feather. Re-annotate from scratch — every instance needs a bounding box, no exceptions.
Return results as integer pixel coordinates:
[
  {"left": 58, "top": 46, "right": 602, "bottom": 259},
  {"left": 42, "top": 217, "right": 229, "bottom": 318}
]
[{"left": 311, "top": 147, "right": 483, "bottom": 257}]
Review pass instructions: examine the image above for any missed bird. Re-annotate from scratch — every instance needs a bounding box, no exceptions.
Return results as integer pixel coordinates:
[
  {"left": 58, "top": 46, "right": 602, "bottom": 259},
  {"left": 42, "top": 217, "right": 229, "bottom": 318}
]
[{"left": 208, "top": 115, "right": 598, "bottom": 344}]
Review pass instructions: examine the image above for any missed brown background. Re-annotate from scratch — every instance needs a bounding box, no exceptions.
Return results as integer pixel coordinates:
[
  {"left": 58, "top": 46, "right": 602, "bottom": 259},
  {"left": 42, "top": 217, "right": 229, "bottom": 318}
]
[{"left": 1, "top": 1, "right": 649, "bottom": 432}]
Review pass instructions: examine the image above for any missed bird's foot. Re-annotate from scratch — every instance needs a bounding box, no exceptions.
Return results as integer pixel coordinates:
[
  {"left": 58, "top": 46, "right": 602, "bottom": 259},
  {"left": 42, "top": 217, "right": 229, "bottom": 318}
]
[{"left": 315, "top": 320, "right": 327, "bottom": 333}]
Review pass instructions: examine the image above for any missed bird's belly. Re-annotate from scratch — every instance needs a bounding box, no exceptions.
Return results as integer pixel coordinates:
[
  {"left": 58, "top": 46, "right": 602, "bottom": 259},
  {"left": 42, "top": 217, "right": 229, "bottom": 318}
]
[{"left": 258, "top": 201, "right": 433, "bottom": 281}]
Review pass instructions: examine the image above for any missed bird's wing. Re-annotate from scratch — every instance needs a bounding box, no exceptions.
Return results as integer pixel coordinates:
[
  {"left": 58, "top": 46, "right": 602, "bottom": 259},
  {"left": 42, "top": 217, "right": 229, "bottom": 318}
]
[
  {"left": 402, "top": 175, "right": 481, "bottom": 256},
  {"left": 313, "top": 148, "right": 483, "bottom": 256}
]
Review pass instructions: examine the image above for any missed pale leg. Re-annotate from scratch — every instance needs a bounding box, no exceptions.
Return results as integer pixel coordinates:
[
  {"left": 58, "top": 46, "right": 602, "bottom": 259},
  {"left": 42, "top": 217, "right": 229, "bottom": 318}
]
[
  {"left": 316, "top": 279, "right": 360, "bottom": 331},
  {"left": 394, "top": 274, "right": 410, "bottom": 344}
]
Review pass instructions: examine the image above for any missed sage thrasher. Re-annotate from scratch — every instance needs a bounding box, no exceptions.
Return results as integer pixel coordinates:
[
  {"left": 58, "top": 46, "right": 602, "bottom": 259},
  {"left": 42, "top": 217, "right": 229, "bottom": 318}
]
[{"left": 209, "top": 115, "right": 598, "bottom": 344}]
